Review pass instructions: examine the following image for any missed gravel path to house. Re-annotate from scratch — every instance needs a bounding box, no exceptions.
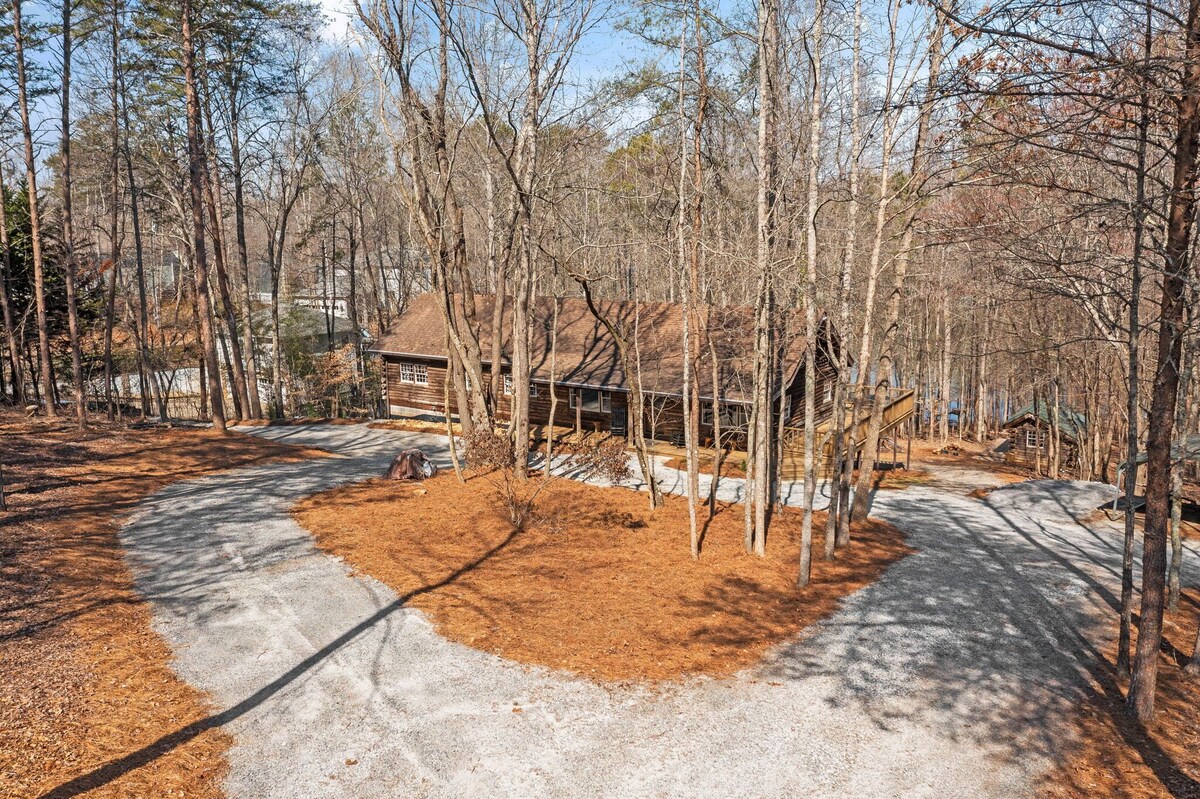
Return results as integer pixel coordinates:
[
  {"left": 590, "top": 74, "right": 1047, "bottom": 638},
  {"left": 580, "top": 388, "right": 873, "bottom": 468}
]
[{"left": 112, "top": 424, "right": 1198, "bottom": 798}]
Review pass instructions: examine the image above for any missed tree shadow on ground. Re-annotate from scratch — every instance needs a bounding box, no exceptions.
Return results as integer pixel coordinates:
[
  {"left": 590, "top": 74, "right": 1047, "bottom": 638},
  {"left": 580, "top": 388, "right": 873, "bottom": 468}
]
[
  {"left": 38, "top": 457, "right": 517, "bottom": 799},
  {"left": 748, "top": 480, "right": 1198, "bottom": 798}
]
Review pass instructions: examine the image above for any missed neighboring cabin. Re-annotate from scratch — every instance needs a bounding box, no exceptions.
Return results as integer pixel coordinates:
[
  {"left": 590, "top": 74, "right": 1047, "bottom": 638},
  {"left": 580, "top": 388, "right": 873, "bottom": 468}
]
[
  {"left": 1000, "top": 403, "right": 1087, "bottom": 474},
  {"left": 369, "top": 293, "right": 845, "bottom": 450},
  {"left": 250, "top": 305, "right": 363, "bottom": 360}
]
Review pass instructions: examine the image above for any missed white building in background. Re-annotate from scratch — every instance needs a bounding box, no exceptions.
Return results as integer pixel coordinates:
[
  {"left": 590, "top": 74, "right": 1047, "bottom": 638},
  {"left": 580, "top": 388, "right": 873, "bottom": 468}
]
[
  {"left": 247, "top": 305, "right": 363, "bottom": 363},
  {"left": 292, "top": 294, "right": 350, "bottom": 319},
  {"left": 92, "top": 367, "right": 274, "bottom": 420}
]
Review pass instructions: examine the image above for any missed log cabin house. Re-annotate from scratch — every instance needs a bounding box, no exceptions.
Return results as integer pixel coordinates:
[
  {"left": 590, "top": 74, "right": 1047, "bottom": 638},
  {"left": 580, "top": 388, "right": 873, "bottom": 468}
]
[
  {"left": 370, "top": 293, "right": 916, "bottom": 474},
  {"left": 1000, "top": 403, "right": 1087, "bottom": 474}
]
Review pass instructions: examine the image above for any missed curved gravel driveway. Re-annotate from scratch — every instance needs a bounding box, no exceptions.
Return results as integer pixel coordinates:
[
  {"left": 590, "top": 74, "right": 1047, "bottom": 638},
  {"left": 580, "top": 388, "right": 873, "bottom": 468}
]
[{"left": 107, "top": 424, "right": 1195, "bottom": 798}]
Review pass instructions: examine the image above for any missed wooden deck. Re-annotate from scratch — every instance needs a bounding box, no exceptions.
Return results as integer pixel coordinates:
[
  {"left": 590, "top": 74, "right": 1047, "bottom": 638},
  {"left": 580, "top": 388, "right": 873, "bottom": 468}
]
[
  {"left": 397, "top": 389, "right": 917, "bottom": 481},
  {"left": 780, "top": 388, "right": 917, "bottom": 480},
  {"left": 644, "top": 388, "right": 916, "bottom": 482}
]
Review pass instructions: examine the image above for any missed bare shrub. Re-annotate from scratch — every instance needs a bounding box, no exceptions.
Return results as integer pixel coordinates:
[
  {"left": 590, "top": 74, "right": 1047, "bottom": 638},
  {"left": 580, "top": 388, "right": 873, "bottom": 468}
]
[
  {"left": 458, "top": 428, "right": 515, "bottom": 472},
  {"left": 569, "top": 436, "right": 633, "bottom": 485},
  {"left": 458, "top": 428, "right": 542, "bottom": 531},
  {"left": 466, "top": 431, "right": 631, "bottom": 534},
  {"left": 494, "top": 471, "right": 554, "bottom": 532}
]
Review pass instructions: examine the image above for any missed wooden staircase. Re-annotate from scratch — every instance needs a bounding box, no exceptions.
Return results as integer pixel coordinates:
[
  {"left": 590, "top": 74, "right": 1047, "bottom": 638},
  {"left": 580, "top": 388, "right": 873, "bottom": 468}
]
[{"left": 780, "top": 388, "right": 917, "bottom": 480}]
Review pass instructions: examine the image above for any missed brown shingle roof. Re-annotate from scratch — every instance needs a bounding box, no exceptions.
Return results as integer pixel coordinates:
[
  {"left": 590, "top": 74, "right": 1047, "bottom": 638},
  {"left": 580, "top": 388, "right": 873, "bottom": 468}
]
[{"left": 370, "top": 293, "right": 819, "bottom": 402}]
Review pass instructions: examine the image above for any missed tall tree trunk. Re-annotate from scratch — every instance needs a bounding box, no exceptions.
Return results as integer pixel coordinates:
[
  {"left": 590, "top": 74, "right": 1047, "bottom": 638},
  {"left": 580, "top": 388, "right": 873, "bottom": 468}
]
[
  {"left": 363, "top": 0, "right": 493, "bottom": 434},
  {"left": 748, "top": 0, "right": 779, "bottom": 556},
  {"left": 688, "top": 0, "right": 707, "bottom": 553},
  {"left": 938, "top": 288, "right": 951, "bottom": 443},
  {"left": 117, "top": 40, "right": 164, "bottom": 419},
  {"left": 1051, "top": 363, "right": 1062, "bottom": 479},
  {"left": 181, "top": 0, "right": 226, "bottom": 432},
  {"left": 60, "top": 0, "right": 86, "bottom": 428},
  {"left": 102, "top": 259, "right": 118, "bottom": 420},
  {"left": 507, "top": 0, "right": 547, "bottom": 480},
  {"left": 832, "top": 0, "right": 863, "bottom": 549},
  {"left": 24, "top": 337, "right": 38, "bottom": 405},
  {"left": 443, "top": 327, "right": 465, "bottom": 482},
  {"left": 269, "top": 234, "right": 285, "bottom": 418},
  {"left": 842, "top": 0, "right": 903, "bottom": 532},
  {"left": 485, "top": 167, "right": 506, "bottom": 414},
  {"left": 228, "top": 89, "right": 263, "bottom": 419},
  {"left": 974, "top": 299, "right": 991, "bottom": 441},
  {"left": 799, "top": 0, "right": 824, "bottom": 585},
  {"left": 708, "top": 339, "right": 723, "bottom": 513},
  {"left": 103, "top": 1, "right": 122, "bottom": 421},
  {"left": 543, "top": 296, "right": 560, "bottom": 478},
  {"left": 12, "top": 0, "right": 56, "bottom": 416},
  {"left": 1127, "top": 0, "right": 1200, "bottom": 723},
  {"left": 201, "top": 86, "right": 251, "bottom": 421},
  {"left": 851, "top": 3, "right": 945, "bottom": 521},
  {"left": 679, "top": 5, "right": 707, "bottom": 560},
  {"left": 1168, "top": 306, "right": 1192, "bottom": 612},
  {"left": 0, "top": 163, "right": 23, "bottom": 406}
]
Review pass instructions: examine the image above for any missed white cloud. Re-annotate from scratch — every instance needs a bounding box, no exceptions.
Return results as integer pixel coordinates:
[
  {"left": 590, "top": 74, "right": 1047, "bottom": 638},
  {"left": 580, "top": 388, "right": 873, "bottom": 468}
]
[{"left": 319, "top": 0, "right": 356, "bottom": 42}]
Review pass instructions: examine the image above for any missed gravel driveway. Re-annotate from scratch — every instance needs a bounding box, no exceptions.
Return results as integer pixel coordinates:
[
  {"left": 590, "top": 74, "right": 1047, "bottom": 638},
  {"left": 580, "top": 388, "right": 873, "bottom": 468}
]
[{"left": 99, "top": 424, "right": 1197, "bottom": 798}]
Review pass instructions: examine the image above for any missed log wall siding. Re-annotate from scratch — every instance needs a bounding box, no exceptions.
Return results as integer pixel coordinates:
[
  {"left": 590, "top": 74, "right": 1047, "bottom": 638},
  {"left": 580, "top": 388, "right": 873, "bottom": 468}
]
[
  {"left": 384, "top": 353, "right": 831, "bottom": 444},
  {"left": 784, "top": 349, "right": 838, "bottom": 426},
  {"left": 385, "top": 357, "right": 453, "bottom": 414},
  {"left": 1002, "top": 421, "right": 1080, "bottom": 471},
  {"left": 644, "top": 395, "right": 751, "bottom": 447},
  {"left": 524, "top": 378, "right": 627, "bottom": 433},
  {"left": 384, "top": 355, "right": 625, "bottom": 432}
]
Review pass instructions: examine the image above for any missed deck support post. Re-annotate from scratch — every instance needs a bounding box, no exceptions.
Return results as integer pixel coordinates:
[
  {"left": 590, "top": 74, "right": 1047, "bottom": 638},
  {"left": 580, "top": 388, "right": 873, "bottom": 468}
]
[{"left": 906, "top": 420, "right": 912, "bottom": 470}]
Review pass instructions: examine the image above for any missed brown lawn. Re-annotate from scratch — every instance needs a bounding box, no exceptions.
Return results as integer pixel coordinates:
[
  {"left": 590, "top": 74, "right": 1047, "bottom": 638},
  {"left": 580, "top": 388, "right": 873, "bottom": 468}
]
[
  {"left": 1041, "top": 589, "right": 1200, "bottom": 799},
  {"left": 293, "top": 472, "right": 912, "bottom": 682},
  {"left": 0, "top": 412, "right": 323, "bottom": 799}
]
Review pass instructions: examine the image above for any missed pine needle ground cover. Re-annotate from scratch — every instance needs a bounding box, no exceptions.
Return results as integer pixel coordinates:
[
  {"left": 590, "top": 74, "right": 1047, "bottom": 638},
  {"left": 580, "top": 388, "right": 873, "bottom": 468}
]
[
  {"left": 293, "top": 472, "right": 912, "bottom": 682},
  {"left": 1040, "top": 589, "right": 1200, "bottom": 799},
  {"left": 0, "top": 412, "right": 323, "bottom": 799}
]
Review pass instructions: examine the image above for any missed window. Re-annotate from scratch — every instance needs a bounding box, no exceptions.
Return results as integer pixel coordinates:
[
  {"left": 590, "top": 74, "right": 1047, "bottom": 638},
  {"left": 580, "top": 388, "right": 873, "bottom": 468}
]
[
  {"left": 399, "top": 361, "right": 428, "bottom": 386},
  {"left": 1024, "top": 429, "right": 1048, "bottom": 448},
  {"left": 701, "top": 402, "right": 749, "bottom": 429},
  {"left": 503, "top": 375, "right": 538, "bottom": 396},
  {"left": 570, "top": 388, "right": 610, "bottom": 413},
  {"left": 824, "top": 382, "right": 833, "bottom": 403}
]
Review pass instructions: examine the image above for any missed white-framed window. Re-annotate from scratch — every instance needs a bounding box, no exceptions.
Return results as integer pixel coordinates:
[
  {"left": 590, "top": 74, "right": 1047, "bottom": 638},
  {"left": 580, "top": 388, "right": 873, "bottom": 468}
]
[
  {"left": 1024, "top": 429, "right": 1048, "bottom": 448},
  {"left": 824, "top": 382, "right": 833, "bottom": 403},
  {"left": 399, "top": 361, "right": 428, "bottom": 386},
  {"left": 502, "top": 374, "right": 538, "bottom": 397},
  {"left": 570, "top": 388, "right": 610, "bottom": 413}
]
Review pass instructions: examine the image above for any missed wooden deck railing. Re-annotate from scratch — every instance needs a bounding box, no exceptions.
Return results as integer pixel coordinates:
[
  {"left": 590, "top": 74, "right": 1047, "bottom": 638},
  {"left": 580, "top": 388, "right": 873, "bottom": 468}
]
[{"left": 779, "top": 387, "right": 917, "bottom": 478}]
